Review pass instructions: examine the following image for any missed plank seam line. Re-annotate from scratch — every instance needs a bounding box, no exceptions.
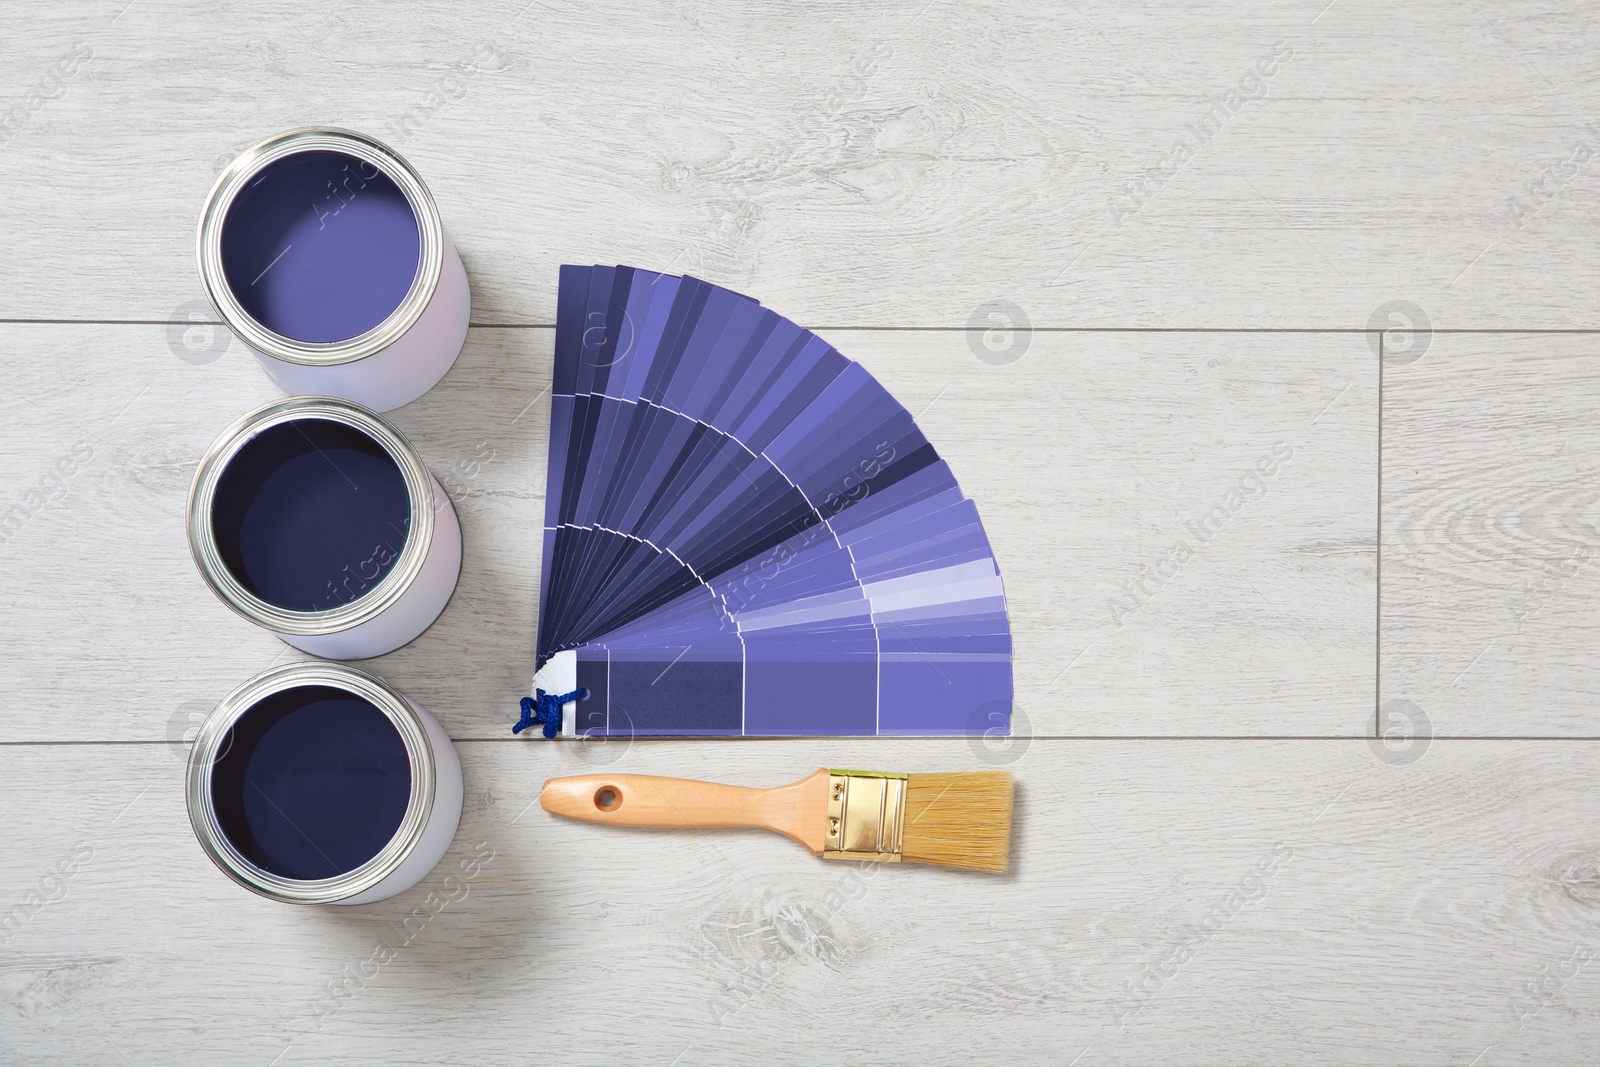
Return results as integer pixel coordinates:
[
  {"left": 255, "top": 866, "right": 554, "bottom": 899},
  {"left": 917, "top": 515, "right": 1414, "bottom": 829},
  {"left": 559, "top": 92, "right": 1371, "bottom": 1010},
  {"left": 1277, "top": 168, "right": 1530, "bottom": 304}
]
[
  {"left": 1375, "top": 328, "right": 1384, "bottom": 739},
  {"left": 11, "top": 736, "right": 1600, "bottom": 746},
  {"left": 8, "top": 320, "right": 1600, "bottom": 335}
]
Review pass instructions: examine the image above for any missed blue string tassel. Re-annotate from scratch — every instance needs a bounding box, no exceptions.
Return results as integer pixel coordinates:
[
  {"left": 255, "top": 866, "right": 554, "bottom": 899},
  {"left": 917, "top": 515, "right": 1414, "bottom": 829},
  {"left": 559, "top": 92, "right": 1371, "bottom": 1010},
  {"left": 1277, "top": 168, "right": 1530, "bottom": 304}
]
[{"left": 513, "top": 687, "right": 589, "bottom": 738}]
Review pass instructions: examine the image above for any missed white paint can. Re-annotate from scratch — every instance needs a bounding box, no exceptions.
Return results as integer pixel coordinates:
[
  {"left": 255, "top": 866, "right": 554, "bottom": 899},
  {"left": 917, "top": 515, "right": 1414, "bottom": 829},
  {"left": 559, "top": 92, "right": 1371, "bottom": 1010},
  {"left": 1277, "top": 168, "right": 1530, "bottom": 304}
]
[
  {"left": 186, "top": 662, "right": 464, "bottom": 905},
  {"left": 187, "top": 397, "right": 461, "bottom": 660},
  {"left": 198, "top": 128, "right": 469, "bottom": 412}
]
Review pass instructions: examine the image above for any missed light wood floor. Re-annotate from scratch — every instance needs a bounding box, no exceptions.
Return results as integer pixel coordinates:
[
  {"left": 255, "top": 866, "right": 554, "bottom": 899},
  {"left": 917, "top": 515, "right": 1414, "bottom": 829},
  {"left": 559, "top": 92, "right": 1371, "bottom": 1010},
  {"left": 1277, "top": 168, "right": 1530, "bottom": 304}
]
[{"left": 4, "top": 2, "right": 1599, "bottom": 1064}]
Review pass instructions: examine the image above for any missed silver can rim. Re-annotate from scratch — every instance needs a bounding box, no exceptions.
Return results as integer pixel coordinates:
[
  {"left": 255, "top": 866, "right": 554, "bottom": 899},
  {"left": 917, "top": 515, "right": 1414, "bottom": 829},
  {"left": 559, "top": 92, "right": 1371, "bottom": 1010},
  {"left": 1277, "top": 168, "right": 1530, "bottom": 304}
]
[
  {"left": 197, "top": 127, "right": 446, "bottom": 368},
  {"left": 186, "top": 662, "right": 439, "bottom": 905},
  {"left": 187, "top": 396, "right": 437, "bottom": 637}
]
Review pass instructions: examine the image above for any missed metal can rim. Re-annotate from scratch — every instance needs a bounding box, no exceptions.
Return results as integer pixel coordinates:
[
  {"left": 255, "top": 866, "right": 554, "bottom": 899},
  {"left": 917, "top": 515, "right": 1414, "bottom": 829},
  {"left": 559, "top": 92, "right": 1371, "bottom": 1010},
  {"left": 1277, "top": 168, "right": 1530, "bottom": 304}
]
[
  {"left": 186, "top": 662, "right": 439, "bottom": 905},
  {"left": 196, "top": 127, "right": 446, "bottom": 367},
  {"left": 186, "top": 396, "right": 438, "bottom": 636}
]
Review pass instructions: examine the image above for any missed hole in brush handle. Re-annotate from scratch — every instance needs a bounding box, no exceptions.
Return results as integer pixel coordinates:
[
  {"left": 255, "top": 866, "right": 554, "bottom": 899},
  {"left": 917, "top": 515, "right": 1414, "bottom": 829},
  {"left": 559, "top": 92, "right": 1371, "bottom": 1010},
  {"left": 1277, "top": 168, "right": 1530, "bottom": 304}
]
[{"left": 593, "top": 786, "right": 621, "bottom": 812}]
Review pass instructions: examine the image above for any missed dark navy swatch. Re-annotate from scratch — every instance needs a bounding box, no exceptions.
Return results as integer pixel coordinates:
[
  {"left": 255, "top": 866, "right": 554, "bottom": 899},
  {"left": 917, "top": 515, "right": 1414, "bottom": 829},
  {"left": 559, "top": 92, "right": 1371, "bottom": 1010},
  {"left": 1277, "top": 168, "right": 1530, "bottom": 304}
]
[
  {"left": 221, "top": 150, "right": 420, "bottom": 343},
  {"left": 211, "top": 419, "right": 410, "bottom": 613},
  {"left": 210, "top": 685, "right": 412, "bottom": 880}
]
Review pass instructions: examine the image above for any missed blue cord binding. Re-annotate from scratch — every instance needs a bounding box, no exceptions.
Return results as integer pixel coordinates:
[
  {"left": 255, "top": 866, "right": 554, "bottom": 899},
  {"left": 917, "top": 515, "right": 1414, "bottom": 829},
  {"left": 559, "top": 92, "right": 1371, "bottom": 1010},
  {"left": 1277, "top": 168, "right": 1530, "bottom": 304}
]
[{"left": 514, "top": 687, "right": 589, "bottom": 738}]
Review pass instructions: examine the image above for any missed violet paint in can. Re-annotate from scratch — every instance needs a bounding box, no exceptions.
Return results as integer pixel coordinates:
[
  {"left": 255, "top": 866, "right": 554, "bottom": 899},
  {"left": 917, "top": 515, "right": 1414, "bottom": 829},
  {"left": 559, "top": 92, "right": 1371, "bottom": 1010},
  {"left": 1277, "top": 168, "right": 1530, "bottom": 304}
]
[
  {"left": 198, "top": 128, "right": 469, "bottom": 412},
  {"left": 187, "top": 397, "right": 462, "bottom": 660},
  {"left": 187, "top": 663, "right": 464, "bottom": 905}
]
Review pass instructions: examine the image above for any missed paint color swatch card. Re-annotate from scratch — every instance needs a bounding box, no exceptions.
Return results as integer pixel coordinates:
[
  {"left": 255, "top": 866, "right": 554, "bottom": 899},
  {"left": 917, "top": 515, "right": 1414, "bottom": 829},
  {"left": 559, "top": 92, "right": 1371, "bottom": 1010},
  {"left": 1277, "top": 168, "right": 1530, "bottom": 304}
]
[{"left": 531, "top": 265, "right": 1012, "bottom": 737}]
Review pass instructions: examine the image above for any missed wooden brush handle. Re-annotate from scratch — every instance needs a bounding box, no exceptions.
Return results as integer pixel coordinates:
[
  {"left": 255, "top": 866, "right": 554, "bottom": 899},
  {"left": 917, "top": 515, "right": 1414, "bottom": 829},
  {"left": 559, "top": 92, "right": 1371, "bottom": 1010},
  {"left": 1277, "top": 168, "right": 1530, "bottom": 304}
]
[
  {"left": 541, "top": 774, "right": 769, "bottom": 827},
  {"left": 540, "top": 770, "right": 831, "bottom": 853}
]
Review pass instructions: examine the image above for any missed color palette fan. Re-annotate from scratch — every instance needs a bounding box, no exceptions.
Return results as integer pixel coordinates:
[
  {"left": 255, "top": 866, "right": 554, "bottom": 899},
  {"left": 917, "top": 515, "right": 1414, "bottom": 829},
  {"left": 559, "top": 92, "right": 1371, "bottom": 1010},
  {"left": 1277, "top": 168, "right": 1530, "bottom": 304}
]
[{"left": 525, "top": 265, "right": 1011, "bottom": 737}]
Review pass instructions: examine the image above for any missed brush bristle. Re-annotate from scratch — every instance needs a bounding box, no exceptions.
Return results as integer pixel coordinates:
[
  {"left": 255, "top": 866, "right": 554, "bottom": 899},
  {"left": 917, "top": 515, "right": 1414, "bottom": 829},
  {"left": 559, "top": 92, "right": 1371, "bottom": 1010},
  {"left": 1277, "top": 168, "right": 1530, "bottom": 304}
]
[{"left": 901, "top": 771, "right": 1014, "bottom": 873}]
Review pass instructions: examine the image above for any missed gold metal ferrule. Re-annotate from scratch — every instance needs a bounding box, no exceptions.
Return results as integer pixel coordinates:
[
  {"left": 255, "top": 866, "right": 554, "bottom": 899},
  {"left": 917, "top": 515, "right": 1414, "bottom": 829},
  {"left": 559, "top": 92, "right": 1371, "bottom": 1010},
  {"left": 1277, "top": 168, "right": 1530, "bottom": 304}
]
[{"left": 822, "top": 770, "right": 907, "bottom": 862}]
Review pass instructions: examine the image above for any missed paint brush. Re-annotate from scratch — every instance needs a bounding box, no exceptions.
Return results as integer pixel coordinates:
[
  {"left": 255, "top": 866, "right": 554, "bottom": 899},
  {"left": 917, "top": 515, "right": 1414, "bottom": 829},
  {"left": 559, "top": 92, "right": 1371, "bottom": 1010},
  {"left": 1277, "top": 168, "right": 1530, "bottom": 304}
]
[{"left": 540, "top": 768, "right": 1014, "bottom": 873}]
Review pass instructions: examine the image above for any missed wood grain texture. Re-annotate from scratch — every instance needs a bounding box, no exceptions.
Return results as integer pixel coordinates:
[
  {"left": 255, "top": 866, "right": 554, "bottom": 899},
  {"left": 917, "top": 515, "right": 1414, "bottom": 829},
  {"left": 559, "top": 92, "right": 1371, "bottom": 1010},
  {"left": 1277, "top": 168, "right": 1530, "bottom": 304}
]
[
  {"left": 4, "top": 738, "right": 1600, "bottom": 1066},
  {"left": 4, "top": 2, "right": 1599, "bottom": 1062},
  {"left": 0, "top": 323, "right": 1375, "bottom": 742},
  {"left": 1382, "top": 332, "right": 1600, "bottom": 736},
  {"left": 1, "top": 0, "right": 1598, "bottom": 328}
]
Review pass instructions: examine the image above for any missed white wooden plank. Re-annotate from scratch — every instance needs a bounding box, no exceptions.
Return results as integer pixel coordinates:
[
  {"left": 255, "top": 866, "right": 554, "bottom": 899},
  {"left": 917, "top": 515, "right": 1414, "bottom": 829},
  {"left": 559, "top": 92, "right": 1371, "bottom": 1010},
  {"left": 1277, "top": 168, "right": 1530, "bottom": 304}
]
[
  {"left": 845, "top": 327, "right": 1377, "bottom": 737},
  {"left": 1382, "top": 332, "right": 1600, "bottom": 737},
  {"left": 3, "top": 738, "right": 1598, "bottom": 1065},
  {"left": 0, "top": 323, "right": 1374, "bottom": 742},
  {"left": 1, "top": 0, "right": 1597, "bottom": 328}
]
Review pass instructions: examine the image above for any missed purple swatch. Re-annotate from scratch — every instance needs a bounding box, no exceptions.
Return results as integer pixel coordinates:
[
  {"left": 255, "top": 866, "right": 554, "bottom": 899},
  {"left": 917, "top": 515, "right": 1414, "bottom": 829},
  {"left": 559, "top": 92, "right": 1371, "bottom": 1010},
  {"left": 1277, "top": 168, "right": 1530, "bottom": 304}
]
[{"left": 533, "top": 266, "right": 1013, "bottom": 736}]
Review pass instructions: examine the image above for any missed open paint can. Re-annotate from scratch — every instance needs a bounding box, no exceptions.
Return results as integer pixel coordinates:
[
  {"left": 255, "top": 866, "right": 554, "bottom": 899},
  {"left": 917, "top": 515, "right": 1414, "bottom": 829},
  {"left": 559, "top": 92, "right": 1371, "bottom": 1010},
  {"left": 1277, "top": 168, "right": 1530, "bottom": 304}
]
[
  {"left": 198, "top": 128, "right": 470, "bottom": 412},
  {"left": 187, "top": 396, "right": 462, "bottom": 660},
  {"left": 187, "top": 663, "right": 463, "bottom": 905}
]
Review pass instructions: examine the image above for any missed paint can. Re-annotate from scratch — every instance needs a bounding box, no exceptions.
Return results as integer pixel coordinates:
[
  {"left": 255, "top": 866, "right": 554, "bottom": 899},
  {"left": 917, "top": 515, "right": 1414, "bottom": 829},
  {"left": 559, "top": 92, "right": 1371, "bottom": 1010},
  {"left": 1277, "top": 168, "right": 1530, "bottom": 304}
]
[
  {"left": 198, "top": 128, "right": 470, "bottom": 412},
  {"left": 186, "top": 662, "right": 464, "bottom": 905},
  {"left": 187, "top": 396, "right": 462, "bottom": 660}
]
